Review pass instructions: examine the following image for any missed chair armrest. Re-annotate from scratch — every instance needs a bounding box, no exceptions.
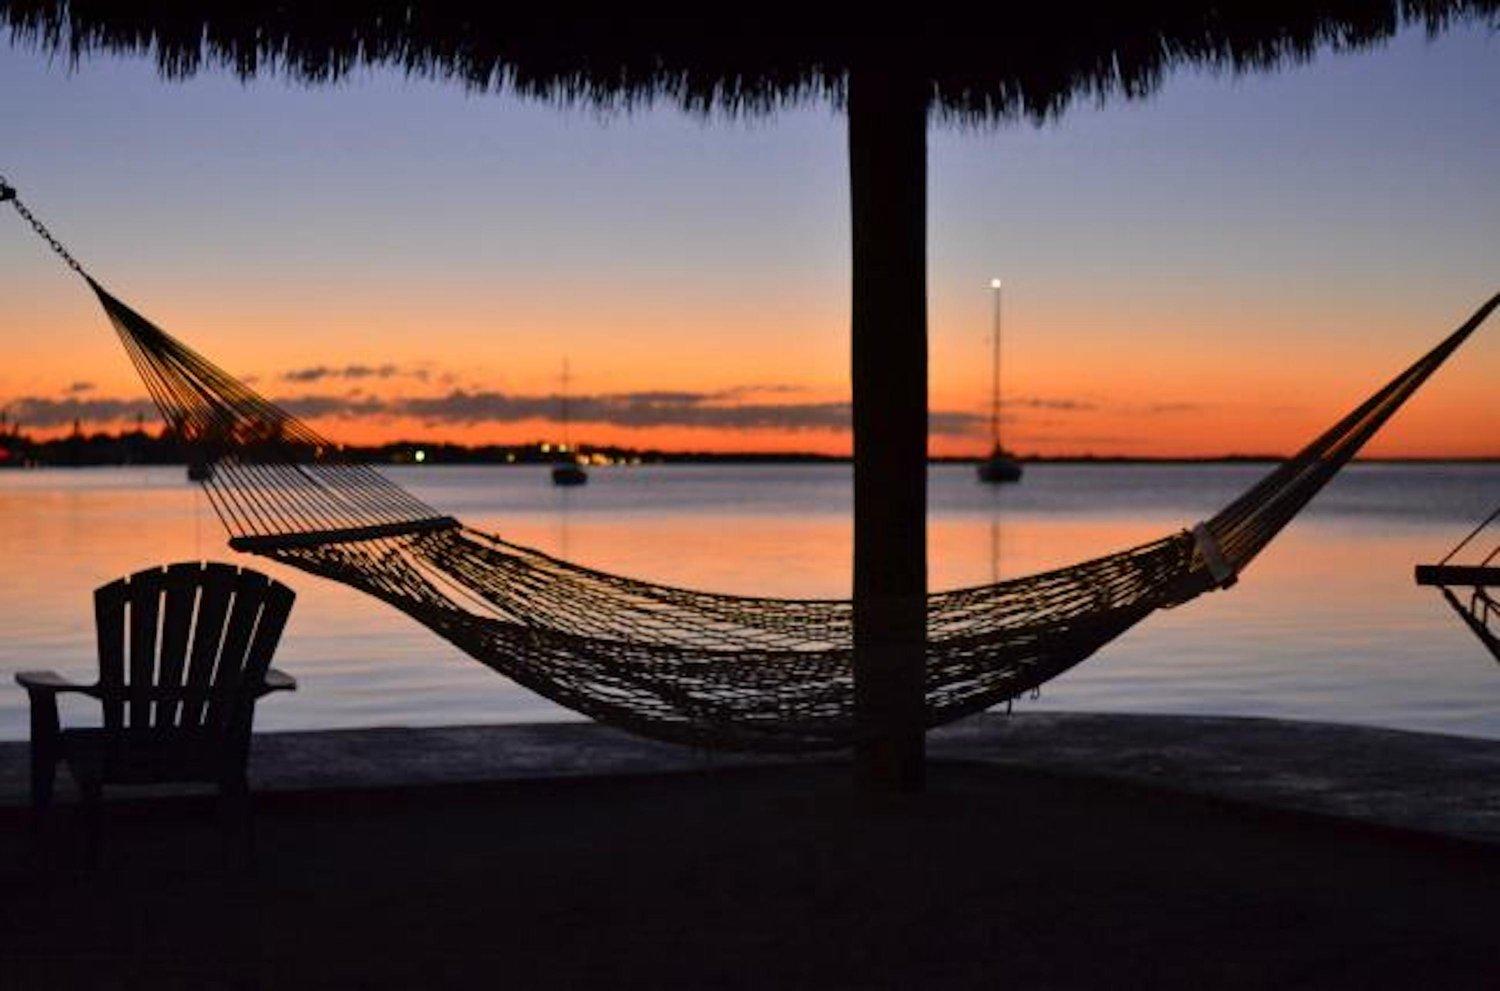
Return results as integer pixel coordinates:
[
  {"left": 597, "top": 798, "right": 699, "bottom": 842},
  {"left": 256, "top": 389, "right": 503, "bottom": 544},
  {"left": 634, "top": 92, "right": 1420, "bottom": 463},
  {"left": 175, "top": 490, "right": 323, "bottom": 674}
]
[
  {"left": 15, "top": 670, "right": 99, "bottom": 696},
  {"left": 258, "top": 668, "right": 298, "bottom": 694},
  {"left": 15, "top": 672, "right": 97, "bottom": 770}
]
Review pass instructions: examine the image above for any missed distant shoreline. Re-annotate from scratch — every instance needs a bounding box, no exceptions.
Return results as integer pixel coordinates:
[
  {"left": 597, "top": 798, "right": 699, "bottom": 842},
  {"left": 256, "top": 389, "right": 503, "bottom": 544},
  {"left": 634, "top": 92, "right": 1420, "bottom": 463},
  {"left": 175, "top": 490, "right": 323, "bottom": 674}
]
[{"left": 0, "top": 425, "right": 1493, "bottom": 468}]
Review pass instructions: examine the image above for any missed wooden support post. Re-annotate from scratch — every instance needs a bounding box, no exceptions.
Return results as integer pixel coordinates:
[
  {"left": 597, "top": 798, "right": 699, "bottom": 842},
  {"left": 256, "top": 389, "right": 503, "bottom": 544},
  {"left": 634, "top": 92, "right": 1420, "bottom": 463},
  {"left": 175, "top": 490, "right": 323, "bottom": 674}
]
[{"left": 848, "top": 67, "right": 928, "bottom": 792}]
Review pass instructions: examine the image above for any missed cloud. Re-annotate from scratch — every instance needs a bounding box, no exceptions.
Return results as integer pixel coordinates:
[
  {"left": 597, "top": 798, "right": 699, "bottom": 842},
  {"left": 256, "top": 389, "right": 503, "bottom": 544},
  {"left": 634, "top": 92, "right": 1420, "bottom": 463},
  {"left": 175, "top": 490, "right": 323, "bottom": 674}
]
[
  {"left": 929, "top": 410, "right": 986, "bottom": 436},
  {"left": 401, "top": 389, "right": 817, "bottom": 432},
  {"left": 281, "top": 395, "right": 391, "bottom": 419},
  {"left": 998, "top": 395, "right": 1209, "bottom": 416},
  {"left": 1, "top": 385, "right": 986, "bottom": 437},
  {"left": 718, "top": 384, "right": 810, "bottom": 398},
  {"left": 282, "top": 363, "right": 404, "bottom": 383},
  {"left": 4, "top": 396, "right": 157, "bottom": 428},
  {"left": 394, "top": 389, "right": 982, "bottom": 436},
  {"left": 1003, "top": 396, "right": 1098, "bottom": 412}
]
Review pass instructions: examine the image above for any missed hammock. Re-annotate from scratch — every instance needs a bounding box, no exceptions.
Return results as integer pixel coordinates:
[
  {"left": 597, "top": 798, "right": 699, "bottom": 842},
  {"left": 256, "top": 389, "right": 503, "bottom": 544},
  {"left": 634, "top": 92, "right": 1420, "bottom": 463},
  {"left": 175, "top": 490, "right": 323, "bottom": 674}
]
[
  {"left": 6, "top": 185, "right": 1496, "bottom": 750},
  {"left": 1417, "top": 506, "right": 1500, "bottom": 663}
]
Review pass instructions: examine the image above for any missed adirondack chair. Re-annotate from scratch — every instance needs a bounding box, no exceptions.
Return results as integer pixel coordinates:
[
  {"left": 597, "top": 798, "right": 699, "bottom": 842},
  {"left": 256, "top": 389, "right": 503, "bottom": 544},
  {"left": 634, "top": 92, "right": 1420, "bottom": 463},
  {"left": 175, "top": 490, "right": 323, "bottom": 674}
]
[{"left": 15, "top": 562, "right": 297, "bottom": 850}]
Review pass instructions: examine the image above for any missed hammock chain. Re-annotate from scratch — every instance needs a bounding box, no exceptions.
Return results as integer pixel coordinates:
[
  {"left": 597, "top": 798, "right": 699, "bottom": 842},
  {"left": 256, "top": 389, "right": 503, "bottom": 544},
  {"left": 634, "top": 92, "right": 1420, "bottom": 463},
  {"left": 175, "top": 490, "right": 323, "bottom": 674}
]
[{"left": 0, "top": 176, "right": 88, "bottom": 278}]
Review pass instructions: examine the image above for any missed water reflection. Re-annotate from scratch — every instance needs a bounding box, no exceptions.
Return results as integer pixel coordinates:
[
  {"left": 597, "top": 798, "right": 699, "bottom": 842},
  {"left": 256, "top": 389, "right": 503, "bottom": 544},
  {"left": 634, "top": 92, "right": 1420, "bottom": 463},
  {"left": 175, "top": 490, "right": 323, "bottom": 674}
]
[{"left": 0, "top": 463, "right": 1495, "bottom": 740}]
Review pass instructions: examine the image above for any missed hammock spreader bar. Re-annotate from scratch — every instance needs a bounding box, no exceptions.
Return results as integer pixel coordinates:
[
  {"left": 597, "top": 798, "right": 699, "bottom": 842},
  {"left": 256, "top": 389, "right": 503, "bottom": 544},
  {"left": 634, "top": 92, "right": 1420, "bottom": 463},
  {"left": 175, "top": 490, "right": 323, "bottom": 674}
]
[
  {"left": 6, "top": 185, "right": 1496, "bottom": 751},
  {"left": 1417, "top": 506, "right": 1500, "bottom": 664},
  {"left": 229, "top": 516, "right": 461, "bottom": 553}
]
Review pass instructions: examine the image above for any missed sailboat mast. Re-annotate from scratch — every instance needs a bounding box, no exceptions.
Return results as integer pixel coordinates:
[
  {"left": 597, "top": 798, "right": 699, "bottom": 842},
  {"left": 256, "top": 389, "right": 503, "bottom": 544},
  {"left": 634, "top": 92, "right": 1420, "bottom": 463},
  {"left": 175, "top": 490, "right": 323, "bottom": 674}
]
[
  {"left": 560, "top": 358, "right": 571, "bottom": 452},
  {"left": 989, "top": 279, "right": 1002, "bottom": 449}
]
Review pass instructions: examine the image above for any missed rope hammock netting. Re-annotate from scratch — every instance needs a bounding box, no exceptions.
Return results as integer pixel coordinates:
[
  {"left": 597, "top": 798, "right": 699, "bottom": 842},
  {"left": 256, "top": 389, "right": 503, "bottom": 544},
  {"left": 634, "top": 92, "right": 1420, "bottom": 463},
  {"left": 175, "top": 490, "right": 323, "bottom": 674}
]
[{"left": 5, "top": 181, "right": 1496, "bottom": 750}]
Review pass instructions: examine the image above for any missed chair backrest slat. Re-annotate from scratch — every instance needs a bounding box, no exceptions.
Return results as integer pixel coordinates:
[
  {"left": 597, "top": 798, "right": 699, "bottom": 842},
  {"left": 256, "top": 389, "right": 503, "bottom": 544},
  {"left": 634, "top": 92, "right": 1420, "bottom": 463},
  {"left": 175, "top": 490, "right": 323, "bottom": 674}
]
[
  {"left": 125, "top": 570, "right": 161, "bottom": 730},
  {"left": 227, "top": 582, "right": 295, "bottom": 744},
  {"left": 155, "top": 564, "right": 201, "bottom": 728},
  {"left": 205, "top": 570, "right": 271, "bottom": 733},
  {"left": 93, "top": 579, "right": 128, "bottom": 733},
  {"left": 92, "top": 563, "right": 295, "bottom": 745},
  {"left": 181, "top": 565, "right": 238, "bottom": 729}
]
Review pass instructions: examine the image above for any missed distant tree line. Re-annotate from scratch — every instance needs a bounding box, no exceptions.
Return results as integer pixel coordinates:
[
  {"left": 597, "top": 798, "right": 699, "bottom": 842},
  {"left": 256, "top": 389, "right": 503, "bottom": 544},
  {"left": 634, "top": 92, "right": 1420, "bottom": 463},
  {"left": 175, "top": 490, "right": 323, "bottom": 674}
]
[
  {"left": 0, "top": 423, "right": 1483, "bottom": 468},
  {"left": 0, "top": 423, "right": 849, "bottom": 468},
  {"left": 0, "top": 420, "right": 186, "bottom": 467}
]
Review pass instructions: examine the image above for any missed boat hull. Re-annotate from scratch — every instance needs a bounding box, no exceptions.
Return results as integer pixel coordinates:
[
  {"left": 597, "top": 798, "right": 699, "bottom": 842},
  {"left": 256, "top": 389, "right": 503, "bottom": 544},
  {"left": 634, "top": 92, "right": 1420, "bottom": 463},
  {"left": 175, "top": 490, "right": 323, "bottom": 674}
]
[{"left": 977, "top": 455, "right": 1023, "bottom": 484}]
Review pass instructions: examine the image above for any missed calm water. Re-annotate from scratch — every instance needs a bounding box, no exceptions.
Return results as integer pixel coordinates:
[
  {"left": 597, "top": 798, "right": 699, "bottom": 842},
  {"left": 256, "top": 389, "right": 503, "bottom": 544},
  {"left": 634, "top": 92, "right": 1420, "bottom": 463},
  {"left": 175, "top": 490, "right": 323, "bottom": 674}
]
[{"left": 0, "top": 463, "right": 1496, "bottom": 741}]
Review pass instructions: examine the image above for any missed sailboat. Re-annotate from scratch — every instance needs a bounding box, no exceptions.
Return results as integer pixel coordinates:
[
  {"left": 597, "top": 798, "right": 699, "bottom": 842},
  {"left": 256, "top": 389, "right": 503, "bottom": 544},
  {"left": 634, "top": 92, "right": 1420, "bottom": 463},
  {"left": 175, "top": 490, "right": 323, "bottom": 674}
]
[
  {"left": 978, "top": 278, "right": 1023, "bottom": 484},
  {"left": 551, "top": 358, "right": 588, "bottom": 487}
]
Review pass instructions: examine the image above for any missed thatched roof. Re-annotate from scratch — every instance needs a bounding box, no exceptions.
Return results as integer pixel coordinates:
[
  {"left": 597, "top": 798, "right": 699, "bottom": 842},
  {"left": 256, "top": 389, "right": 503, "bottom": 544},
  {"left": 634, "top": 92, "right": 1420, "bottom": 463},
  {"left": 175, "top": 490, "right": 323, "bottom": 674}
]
[{"left": 3, "top": 3, "right": 1496, "bottom": 122}]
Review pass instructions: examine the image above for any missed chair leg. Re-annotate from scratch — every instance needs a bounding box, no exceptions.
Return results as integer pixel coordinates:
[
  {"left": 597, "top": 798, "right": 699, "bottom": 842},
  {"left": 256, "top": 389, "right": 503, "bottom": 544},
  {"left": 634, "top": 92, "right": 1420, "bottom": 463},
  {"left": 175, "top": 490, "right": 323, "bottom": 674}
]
[
  {"left": 29, "top": 744, "right": 57, "bottom": 812},
  {"left": 25, "top": 748, "right": 58, "bottom": 863},
  {"left": 219, "top": 778, "right": 254, "bottom": 868},
  {"left": 243, "top": 788, "right": 258, "bottom": 863},
  {"left": 80, "top": 780, "right": 104, "bottom": 870},
  {"left": 25, "top": 694, "right": 62, "bottom": 865}
]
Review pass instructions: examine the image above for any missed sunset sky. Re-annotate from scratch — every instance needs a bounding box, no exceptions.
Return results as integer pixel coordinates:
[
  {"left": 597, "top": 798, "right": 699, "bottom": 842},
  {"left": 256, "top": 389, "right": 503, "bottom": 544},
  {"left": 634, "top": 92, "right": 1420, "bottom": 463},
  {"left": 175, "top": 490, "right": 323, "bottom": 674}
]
[{"left": 0, "top": 24, "right": 1495, "bottom": 458}]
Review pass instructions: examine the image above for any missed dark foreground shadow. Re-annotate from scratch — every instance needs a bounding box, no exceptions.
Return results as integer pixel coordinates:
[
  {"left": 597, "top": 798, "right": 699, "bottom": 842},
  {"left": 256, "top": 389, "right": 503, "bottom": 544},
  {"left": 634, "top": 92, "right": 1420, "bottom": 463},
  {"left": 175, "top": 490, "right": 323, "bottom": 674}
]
[{"left": 2, "top": 761, "right": 1496, "bottom": 989}]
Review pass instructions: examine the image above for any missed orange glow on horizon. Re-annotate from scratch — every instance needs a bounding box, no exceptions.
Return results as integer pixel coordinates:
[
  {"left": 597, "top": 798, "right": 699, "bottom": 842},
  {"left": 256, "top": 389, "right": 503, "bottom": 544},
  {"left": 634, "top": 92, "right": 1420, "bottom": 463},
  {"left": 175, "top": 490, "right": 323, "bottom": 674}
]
[{"left": 4, "top": 287, "right": 1496, "bottom": 460}]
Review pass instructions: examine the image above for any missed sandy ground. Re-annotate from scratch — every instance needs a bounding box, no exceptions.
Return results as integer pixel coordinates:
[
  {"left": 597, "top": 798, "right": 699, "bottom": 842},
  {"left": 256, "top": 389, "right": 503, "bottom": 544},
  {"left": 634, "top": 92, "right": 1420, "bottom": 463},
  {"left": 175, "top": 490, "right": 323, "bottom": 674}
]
[{"left": 2, "top": 758, "right": 1497, "bottom": 989}]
